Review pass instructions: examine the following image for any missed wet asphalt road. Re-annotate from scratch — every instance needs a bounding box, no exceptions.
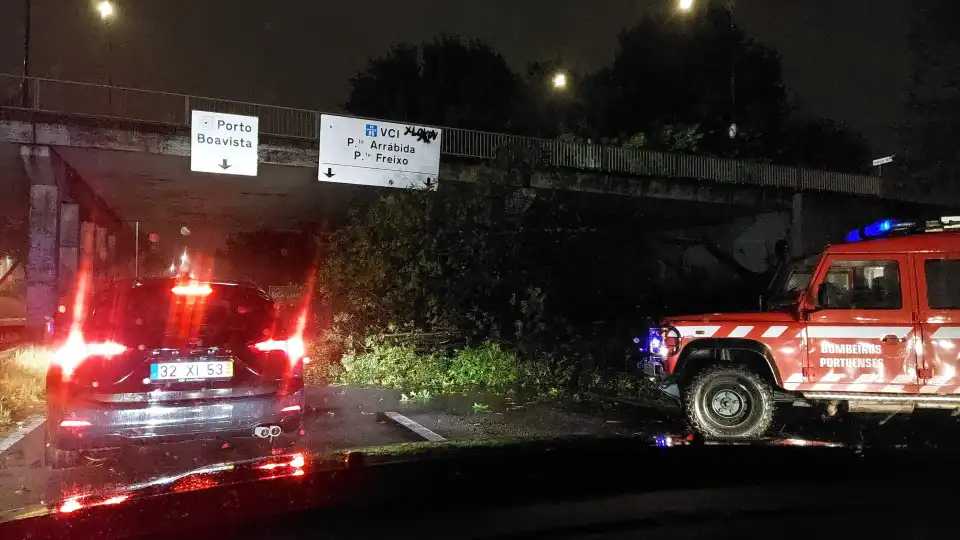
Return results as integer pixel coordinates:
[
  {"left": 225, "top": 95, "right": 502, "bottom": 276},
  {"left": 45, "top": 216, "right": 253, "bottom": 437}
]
[
  {"left": 0, "top": 385, "right": 678, "bottom": 515},
  {"left": 4, "top": 385, "right": 960, "bottom": 516}
]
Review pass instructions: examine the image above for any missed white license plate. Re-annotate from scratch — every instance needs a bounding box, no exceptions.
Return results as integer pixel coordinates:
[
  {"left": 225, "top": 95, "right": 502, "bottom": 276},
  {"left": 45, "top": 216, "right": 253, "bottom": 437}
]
[{"left": 150, "top": 361, "right": 233, "bottom": 381}]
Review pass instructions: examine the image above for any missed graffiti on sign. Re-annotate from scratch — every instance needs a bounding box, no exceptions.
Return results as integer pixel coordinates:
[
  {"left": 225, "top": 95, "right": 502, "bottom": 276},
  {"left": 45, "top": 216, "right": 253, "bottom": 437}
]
[{"left": 269, "top": 285, "right": 306, "bottom": 304}]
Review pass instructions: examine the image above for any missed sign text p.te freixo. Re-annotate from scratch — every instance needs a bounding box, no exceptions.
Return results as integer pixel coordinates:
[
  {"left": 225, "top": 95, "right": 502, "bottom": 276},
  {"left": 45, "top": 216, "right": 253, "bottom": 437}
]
[
  {"left": 190, "top": 110, "right": 259, "bottom": 176},
  {"left": 318, "top": 114, "right": 442, "bottom": 189}
]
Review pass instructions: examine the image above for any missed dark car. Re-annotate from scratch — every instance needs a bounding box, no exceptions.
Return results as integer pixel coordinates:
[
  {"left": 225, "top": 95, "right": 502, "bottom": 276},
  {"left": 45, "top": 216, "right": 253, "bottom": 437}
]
[{"left": 45, "top": 278, "right": 306, "bottom": 468}]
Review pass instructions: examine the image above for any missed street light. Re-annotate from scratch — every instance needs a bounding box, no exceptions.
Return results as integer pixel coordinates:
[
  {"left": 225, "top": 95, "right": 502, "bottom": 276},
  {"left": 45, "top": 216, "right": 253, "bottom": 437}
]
[
  {"left": 97, "top": 1, "right": 114, "bottom": 19},
  {"left": 678, "top": 0, "right": 694, "bottom": 11},
  {"left": 552, "top": 72, "right": 568, "bottom": 90}
]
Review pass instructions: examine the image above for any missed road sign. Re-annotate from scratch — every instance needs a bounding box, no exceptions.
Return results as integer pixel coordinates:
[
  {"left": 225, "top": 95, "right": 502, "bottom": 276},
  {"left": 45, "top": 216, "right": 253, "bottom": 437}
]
[
  {"left": 268, "top": 284, "right": 306, "bottom": 304},
  {"left": 318, "top": 114, "right": 442, "bottom": 189},
  {"left": 872, "top": 155, "right": 894, "bottom": 167},
  {"left": 190, "top": 110, "right": 259, "bottom": 176}
]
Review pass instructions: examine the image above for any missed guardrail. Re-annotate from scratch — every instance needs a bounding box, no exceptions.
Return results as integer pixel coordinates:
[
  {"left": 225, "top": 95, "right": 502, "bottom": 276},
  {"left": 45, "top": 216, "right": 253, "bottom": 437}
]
[{"left": 1, "top": 73, "right": 884, "bottom": 197}]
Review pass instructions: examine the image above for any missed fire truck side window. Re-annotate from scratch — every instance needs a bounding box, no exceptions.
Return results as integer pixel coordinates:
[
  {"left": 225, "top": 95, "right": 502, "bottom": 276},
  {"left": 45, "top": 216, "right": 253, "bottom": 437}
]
[
  {"left": 820, "top": 260, "right": 902, "bottom": 310},
  {"left": 925, "top": 259, "right": 960, "bottom": 310}
]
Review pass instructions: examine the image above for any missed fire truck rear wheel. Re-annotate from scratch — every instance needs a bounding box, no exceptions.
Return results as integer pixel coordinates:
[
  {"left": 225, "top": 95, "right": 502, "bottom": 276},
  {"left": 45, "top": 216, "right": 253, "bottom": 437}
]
[{"left": 684, "top": 363, "right": 774, "bottom": 440}]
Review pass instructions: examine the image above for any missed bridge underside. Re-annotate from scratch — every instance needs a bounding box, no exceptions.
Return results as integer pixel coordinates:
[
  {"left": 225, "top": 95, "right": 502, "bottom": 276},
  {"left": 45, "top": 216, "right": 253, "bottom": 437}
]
[{"left": 4, "top": 142, "right": 768, "bottom": 252}]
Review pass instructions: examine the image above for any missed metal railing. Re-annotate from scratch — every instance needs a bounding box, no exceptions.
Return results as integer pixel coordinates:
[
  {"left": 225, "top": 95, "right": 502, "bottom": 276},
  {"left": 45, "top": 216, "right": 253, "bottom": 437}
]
[{"left": 1, "top": 73, "right": 884, "bottom": 198}]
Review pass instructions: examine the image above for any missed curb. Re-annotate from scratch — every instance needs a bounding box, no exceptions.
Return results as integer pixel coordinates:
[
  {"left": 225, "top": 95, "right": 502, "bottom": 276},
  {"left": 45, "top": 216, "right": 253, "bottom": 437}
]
[{"left": 0, "top": 415, "right": 46, "bottom": 455}]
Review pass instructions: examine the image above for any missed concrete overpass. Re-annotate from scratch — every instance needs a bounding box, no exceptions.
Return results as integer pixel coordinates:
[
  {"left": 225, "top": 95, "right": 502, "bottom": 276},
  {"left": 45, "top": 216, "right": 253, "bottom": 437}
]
[{"left": 0, "top": 74, "right": 952, "bottom": 328}]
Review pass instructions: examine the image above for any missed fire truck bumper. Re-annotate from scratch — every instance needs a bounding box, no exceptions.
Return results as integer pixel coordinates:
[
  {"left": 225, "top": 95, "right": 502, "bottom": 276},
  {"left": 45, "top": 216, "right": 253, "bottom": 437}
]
[{"left": 638, "top": 356, "right": 681, "bottom": 401}]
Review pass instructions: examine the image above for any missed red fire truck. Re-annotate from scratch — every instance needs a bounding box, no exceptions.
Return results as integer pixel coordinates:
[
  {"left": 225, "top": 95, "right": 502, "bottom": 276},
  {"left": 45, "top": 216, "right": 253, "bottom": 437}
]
[{"left": 643, "top": 216, "right": 960, "bottom": 439}]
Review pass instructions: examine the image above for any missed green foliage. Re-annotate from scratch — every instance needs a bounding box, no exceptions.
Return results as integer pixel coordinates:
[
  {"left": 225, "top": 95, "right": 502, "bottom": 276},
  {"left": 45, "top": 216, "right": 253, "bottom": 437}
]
[
  {"left": 316, "top": 168, "right": 522, "bottom": 351},
  {"left": 312, "top": 163, "right": 658, "bottom": 397},
  {"left": 557, "top": 124, "right": 702, "bottom": 154},
  {"left": 336, "top": 338, "right": 557, "bottom": 395}
]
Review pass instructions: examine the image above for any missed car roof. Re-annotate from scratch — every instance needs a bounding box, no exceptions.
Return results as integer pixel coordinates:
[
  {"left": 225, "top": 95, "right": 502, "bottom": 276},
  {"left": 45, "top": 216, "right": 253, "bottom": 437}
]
[{"left": 828, "top": 231, "right": 960, "bottom": 255}]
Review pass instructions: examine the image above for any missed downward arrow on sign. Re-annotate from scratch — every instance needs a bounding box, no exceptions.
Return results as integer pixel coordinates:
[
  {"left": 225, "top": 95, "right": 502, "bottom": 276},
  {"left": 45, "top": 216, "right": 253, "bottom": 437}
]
[
  {"left": 219, "top": 159, "right": 231, "bottom": 170},
  {"left": 323, "top": 167, "right": 335, "bottom": 178}
]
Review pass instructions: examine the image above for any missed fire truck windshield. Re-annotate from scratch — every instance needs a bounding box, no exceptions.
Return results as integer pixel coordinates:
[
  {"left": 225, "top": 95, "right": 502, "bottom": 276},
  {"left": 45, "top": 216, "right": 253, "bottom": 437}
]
[{"left": 767, "top": 254, "right": 821, "bottom": 308}]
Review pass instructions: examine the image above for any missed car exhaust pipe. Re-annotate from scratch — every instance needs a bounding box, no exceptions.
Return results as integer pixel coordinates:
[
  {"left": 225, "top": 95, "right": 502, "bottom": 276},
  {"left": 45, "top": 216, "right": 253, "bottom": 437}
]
[{"left": 254, "top": 425, "right": 283, "bottom": 438}]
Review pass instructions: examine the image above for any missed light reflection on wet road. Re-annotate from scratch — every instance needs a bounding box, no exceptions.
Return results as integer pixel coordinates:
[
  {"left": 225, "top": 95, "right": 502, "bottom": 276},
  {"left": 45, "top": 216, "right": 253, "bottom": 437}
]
[
  {"left": 0, "top": 385, "right": 676, "bottom": 515},
  {"left": 4, "top": 385, "right": 960, "bottom": 517}
]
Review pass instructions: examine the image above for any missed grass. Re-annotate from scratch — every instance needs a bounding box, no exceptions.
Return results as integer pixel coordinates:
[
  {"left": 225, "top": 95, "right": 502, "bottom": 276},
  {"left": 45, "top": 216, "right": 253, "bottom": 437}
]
[{"left": 0, "top": 346, "right": 49, "bottom": 427}]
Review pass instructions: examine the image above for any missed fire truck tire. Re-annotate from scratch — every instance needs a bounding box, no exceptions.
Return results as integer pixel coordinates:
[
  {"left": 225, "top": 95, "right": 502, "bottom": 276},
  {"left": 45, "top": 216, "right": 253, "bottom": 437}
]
[{"left": 684, "top": 364, "right": 774, "bottom": 440}]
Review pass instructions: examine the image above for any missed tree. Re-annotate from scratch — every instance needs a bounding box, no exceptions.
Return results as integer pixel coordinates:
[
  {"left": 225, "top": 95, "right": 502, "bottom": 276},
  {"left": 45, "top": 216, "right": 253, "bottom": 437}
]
[
  {"left": 781, "top": 115, "right": 872, "bottom": 174},
  {"left": 345, "top": 36, "right": 525, "bottom": 133},
  {"left": 316, "top": 175, "right": 519, "bottom": 345},
  {"left": 515, "top": 60, "right": 592, "bottom": 138},
  {"left": 903, "top": 0, "right": 960, "bottom": 193},
  {"left": 583, "top": 6, "right": 791, "bottom": 160}
]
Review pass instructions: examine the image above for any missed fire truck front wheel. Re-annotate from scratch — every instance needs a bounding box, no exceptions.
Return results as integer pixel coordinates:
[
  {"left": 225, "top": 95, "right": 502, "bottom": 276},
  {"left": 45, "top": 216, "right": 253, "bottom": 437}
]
[{"left": 684, "top": 364, "right": 774, "bottom": 440}]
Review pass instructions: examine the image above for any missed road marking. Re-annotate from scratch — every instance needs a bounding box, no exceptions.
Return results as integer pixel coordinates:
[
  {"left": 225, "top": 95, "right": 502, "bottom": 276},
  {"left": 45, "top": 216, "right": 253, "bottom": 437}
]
[
  {"left": 382, "top": 411, "right": 446, "bottom": 442},
  {"left": 0, "top": 415, "right": 45, "bottom": 455}
]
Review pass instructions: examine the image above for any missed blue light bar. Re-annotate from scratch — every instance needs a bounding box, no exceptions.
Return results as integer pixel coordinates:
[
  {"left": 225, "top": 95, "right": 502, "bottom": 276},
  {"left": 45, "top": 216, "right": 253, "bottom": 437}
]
[
  {"left": 845, "top": 218, "right": 897, "bottom": 243},
  {"left": 865, "top": 219, "right": 895, "bottom": 237}
]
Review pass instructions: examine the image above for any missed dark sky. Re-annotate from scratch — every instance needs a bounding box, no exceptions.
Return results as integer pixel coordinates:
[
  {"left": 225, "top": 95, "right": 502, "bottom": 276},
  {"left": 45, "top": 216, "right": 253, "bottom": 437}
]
[{"left": 0, "top": 0, "right": 910, "bottom": 154}]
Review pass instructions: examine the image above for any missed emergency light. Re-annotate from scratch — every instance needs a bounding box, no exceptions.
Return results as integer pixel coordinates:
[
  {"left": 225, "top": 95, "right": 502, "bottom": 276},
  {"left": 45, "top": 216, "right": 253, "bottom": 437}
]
[{"left": 844, "top": 216, "right": 960, "bottom": 242}]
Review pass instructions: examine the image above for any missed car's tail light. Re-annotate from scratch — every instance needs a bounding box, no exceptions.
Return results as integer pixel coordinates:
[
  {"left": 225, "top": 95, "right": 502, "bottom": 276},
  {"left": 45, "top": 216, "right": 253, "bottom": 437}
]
[
  {"left": 60, "top": 419, "right": 92, "bottom": 428},
  {"left": 171, "top": 283, "right": 213, "bottom": 296},
  {"left": 54, "top": 331, "right": 128, "bottom": 376},
  {"left": 253, "top": 336, "right": 305, "bottom": 363}
]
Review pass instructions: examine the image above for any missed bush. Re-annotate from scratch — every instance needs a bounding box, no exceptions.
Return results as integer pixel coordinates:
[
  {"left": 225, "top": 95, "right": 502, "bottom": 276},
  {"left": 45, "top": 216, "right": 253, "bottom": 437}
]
[{"left": 334, "top": 337, "right": 559, "bottom": 395}]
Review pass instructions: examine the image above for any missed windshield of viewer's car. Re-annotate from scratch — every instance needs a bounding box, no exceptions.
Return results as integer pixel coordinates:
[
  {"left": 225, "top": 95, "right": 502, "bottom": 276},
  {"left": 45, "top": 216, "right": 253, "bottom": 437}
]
[{"left": 0, "top": 0, "right": 955, "bottom": 528}]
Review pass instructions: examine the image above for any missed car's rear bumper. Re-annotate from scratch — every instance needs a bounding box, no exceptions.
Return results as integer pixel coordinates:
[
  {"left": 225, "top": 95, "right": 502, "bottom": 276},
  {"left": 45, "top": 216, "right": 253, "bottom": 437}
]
[{"left": 50, "top": 390, "right": 305, "bottom": 451}]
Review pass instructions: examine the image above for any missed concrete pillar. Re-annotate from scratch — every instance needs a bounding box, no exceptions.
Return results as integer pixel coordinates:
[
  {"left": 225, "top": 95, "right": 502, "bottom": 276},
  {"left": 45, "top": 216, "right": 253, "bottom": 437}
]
[
  {"left": 20, "top": 146, "right": 60, "bottom": 330},
  {"left": 58, "top": 203, "right": 79, "bottom": 297},
  {"left": 80, "top": 222, "right": 96, "bottom": 283},
  {"left": 790, "top": 192, "right": 803, "bottom": 259},
  {"left": 95, "top": 226, "right": 107, "bottom": 278}
]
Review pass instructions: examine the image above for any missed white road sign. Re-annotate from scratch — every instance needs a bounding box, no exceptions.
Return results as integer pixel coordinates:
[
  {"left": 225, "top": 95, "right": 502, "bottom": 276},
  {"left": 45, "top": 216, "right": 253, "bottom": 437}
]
[
  {"left": 872, "top": 155, "right": 894, "bottom": 167},
  {"left": 318, "top": 114, "right": 442, "bottom": 189},
  {"left": 190, "top": 110, "right": 259, "bottom": 176}
]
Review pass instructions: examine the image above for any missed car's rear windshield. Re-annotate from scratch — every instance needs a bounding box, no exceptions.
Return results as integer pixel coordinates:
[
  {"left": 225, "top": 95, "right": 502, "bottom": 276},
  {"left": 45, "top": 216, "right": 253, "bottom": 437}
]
[{"left": 85, "top": 282, "right": 276, "bottom": 340}]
